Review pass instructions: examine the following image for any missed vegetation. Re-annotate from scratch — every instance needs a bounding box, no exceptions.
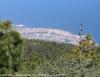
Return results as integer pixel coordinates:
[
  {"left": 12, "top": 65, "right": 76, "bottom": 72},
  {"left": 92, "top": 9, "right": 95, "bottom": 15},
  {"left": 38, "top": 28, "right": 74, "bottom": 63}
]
[
  {"left": 0, "top": 20, "right": 24, "bottom": 74},
  {"left": 0, "top": 20, "right": 100, "bottom": 77}
]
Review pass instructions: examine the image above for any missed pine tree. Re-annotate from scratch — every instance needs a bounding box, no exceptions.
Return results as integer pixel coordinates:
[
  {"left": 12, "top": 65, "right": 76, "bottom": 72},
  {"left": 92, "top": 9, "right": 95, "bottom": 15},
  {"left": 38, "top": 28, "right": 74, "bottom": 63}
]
[
  {"left": 72, "top": 24, "right": 97, "bottom": 59},
  {"left": 0, "top": 20, "right": 24, "bottom": 74}
]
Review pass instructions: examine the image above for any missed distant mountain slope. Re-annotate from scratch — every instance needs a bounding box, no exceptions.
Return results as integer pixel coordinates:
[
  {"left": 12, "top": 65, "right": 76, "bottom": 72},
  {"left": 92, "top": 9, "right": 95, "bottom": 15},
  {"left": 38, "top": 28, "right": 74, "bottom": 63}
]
[
  {"left": 14, "top": 25, "right": 81, "bottom": 45},
  {"left": 23, "top": 39, "right": 74, "bottom": 60}
]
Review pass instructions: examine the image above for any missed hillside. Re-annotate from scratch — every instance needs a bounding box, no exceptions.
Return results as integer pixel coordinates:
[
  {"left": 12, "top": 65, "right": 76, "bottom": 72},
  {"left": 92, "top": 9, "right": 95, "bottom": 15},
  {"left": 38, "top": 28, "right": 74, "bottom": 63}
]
[
  {"left": 23, "top": 39, "right": 74, "bottom": 60},
  {"left": 0, "top": 20, "right": 100, "bottom": 77},
  {"left": 20, "top": 39, "right": 100, "bottom": 77}
]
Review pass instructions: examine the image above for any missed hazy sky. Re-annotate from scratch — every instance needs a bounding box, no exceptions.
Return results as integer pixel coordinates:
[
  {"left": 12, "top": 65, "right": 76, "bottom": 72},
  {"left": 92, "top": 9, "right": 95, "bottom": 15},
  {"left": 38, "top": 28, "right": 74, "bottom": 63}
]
[{"left": 0, "top": 0, "right": 100, "bottom": 43}]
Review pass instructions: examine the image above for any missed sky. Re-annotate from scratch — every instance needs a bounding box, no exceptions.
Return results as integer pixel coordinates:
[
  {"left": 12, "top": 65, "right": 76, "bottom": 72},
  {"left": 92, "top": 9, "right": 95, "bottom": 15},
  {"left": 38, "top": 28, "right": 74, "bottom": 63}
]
[{"left": 0, "top": 0, "right": 100, "bottom": 43}]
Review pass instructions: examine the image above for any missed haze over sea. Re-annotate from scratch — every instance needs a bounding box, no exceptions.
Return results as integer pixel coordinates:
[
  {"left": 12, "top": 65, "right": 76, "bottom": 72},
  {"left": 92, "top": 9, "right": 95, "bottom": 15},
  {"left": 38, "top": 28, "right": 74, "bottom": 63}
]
[{"left": 0, "top": 0, "right": 100, "bottom": 43}]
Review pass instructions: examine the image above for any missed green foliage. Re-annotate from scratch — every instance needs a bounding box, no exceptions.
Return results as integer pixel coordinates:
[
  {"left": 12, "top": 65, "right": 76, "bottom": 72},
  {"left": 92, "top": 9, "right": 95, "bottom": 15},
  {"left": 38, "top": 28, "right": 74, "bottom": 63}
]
[
  {"left": 72, "top": 33, "right": 100, "bottom": 60},
  {"left": 19, "top": 39, "right": 73, "bottom": 74},
  {"left": 18, "top": 39, "right": 100, "bottom": 77},
  {"left": 0, "top": 20, "right": 24, "bottom": 74}
]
